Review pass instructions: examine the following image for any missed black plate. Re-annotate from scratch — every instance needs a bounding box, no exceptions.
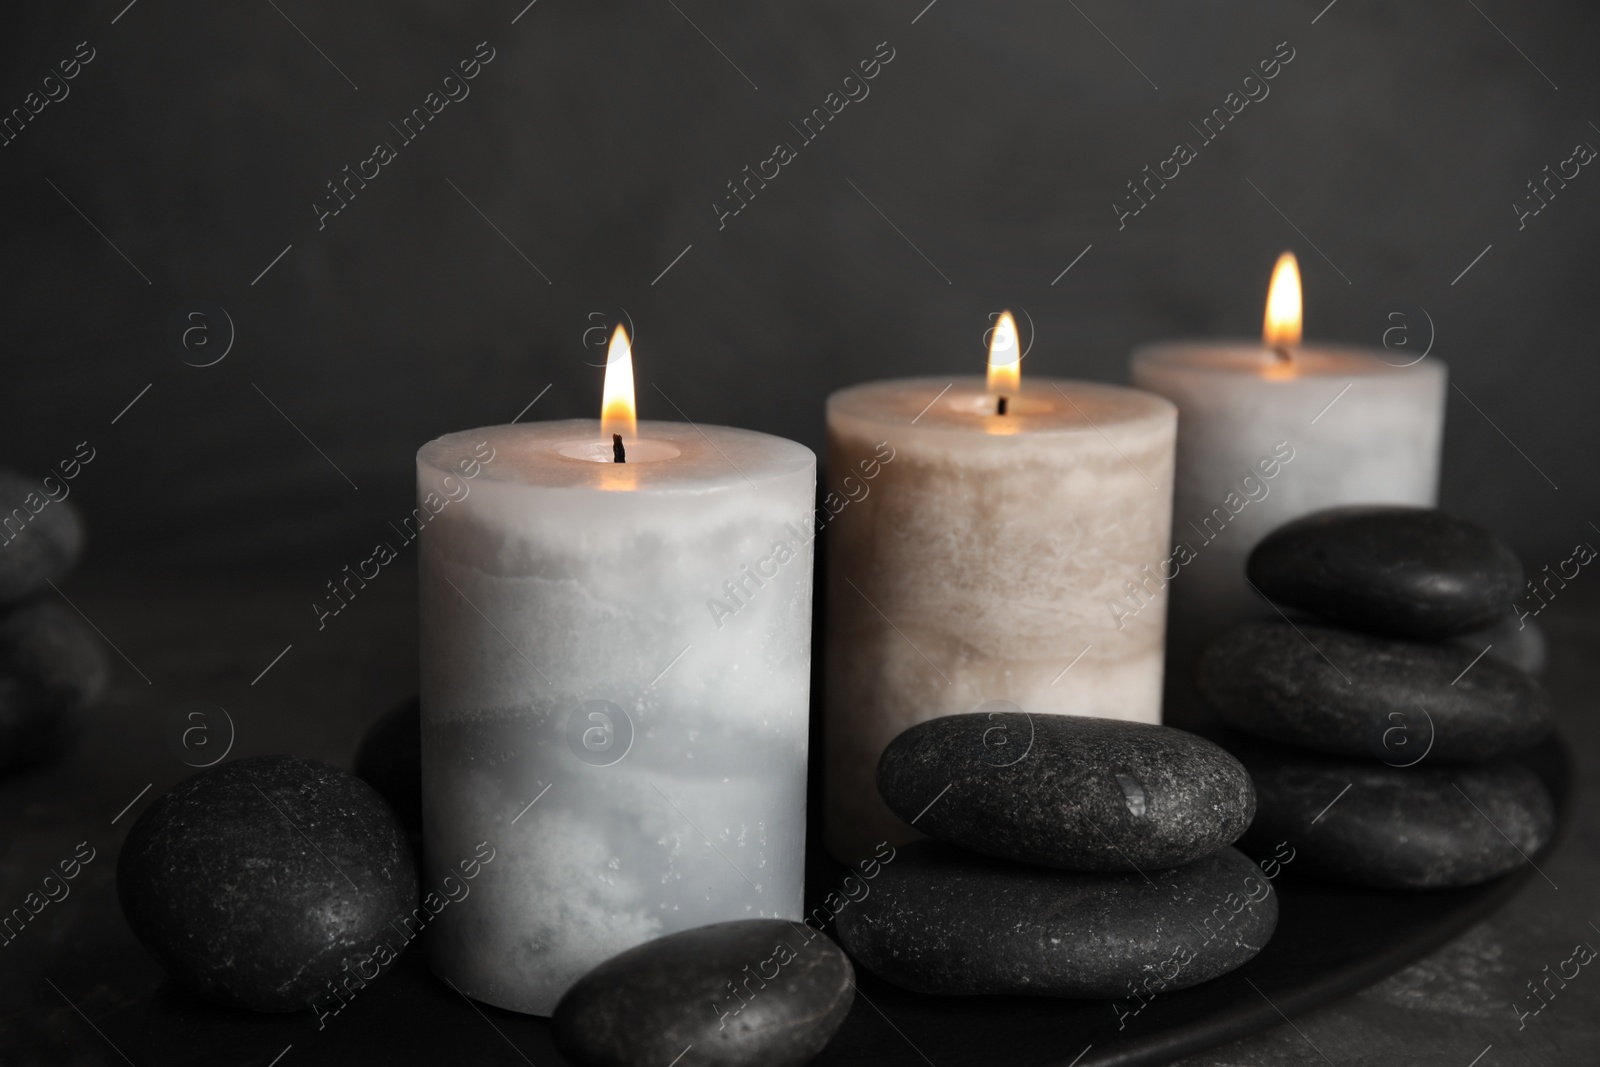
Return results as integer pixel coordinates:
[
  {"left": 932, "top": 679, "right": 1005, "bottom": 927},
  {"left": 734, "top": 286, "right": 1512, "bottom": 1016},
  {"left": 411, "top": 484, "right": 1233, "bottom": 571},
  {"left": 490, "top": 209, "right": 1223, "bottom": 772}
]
[{"left": 137, "top": 732, "right": 1570, "bottom": 1067}]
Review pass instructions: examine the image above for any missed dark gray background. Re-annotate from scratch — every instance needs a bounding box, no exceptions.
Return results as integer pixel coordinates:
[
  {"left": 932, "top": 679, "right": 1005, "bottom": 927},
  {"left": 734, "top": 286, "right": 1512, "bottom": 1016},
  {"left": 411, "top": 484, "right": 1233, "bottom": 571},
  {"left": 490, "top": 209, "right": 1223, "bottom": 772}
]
[{"left": 2, "top": 0, "right": 1596, "bottom": 572}]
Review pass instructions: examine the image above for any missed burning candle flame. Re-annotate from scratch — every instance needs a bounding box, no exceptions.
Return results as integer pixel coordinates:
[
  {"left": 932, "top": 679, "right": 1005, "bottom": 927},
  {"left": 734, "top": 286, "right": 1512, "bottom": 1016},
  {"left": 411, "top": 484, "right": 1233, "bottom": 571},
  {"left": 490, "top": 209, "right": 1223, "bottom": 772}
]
[
  {"left": 1263, "top": 252, "right": 1302, "bottom": 350},
  {"left": 600, "top": 324, "right": 637, "bottom": 439},
  {"left": 987, "top": 310, "right": 1021, "bottom": 393}
]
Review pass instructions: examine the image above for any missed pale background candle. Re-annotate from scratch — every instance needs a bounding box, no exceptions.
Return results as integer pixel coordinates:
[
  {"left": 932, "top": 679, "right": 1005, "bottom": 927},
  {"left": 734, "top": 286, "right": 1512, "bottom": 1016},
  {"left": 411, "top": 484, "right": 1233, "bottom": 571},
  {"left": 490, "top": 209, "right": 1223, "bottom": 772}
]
[
  {"left": 824, "top": 376, "right": 1176, "bottom": 863},
  {"left": 1131, "top": 342, "right": 1446, "bottom": 725},
  {"left": 418, "top": 418, "right": 814, "bottom": 1016}
]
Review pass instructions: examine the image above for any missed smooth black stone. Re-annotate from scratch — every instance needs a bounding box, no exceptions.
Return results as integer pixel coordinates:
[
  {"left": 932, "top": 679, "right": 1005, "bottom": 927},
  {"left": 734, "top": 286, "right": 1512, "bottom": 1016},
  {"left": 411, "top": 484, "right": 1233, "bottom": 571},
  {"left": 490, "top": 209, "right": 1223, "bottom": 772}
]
[
  {"left": 353, "top": 696, "right": 421, "bottom": 835},
  {"left": 1457, "top": 614, "right": 1547, "bottom": 676},
  {"left": 877, "top": 712, "right": 1255, "bottom": 871},
  {"left": 1234, "top": 744, "right": 1554, "bottom": 889},
  {"left": 0, "top": 600, "right": 111, "bottom": 708},
  {"left": 0, "top": 469, "right": 85, "bottom": 605},
  {"left": 834, "top": 843, "right": 1276, "bottom": 998},
  {"left": 1247, "top": 505, "right": 1522, "bottom": 639},
  {"left": 117, "top": 755, "right": 419, "bottom": 1012},
  {"left": 0, "top": 674, "right": 68, "bottom": 774},
  {"left": 1198, "top": 621, "right": 1551, "bottom": 763},
  {"left": 553, "top": 919, "right": 854, "bottom": 1067}
]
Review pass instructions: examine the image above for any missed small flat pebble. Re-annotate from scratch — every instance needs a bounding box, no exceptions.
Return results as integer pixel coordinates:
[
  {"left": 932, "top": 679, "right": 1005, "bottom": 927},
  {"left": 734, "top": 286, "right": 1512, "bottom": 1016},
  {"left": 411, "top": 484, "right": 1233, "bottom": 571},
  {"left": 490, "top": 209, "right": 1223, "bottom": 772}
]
[
  {"left": 1199, "top": 621, "right": 1550, "bottom": 763},
  {"left": 877, "top": 712, "right": 1255, "bottom": 871},
  {"left": 353, "top": 696, "right": 421, "bottom": 835},
  {"left": 0, "top": 469, "right": 85, "bottom": 606},
  {"left": 118, "top": 755, "right": 418, "bottom": 1012},
  {"left": 553, "top": 919, "right": 854, "bottom": 1067},
  {"left": 1234, "top": 744, "right": 1554, "bottom": 889},
  {"left": 834, "top": 843, "right": 1276, "bottom": 998},
  {"left": 1247, "top": 506, "right": 1521, "bottom": 639},
  {"left": 0, "top": 600, "right": 111, "bottom": 708}
]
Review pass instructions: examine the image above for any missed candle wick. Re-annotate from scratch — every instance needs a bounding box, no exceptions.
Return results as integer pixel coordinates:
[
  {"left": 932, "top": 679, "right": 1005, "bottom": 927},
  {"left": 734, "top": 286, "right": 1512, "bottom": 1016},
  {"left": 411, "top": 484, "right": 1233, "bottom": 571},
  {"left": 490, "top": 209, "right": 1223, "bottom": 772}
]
[
  {"left": 612, "top": 433, "right": 626, "bottom": 463},
  {"left": 1272, "top": 345, "right": 1293, "bottom": 362},
  {"left": 997, "top": 396, "right": 1008, "bottom": 416}
]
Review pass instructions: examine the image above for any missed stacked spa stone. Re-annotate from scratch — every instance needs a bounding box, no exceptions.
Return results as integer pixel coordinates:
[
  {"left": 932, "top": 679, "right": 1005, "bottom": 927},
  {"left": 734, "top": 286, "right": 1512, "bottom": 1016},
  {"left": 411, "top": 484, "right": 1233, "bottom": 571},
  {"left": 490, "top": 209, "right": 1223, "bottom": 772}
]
[
  {"left": 1199, "top": 506, "right": 1554, "bottom": 890},
  {"left": 0, "top": 467, "right": 108, "bottom": 774},
  {"left": 833, "top": 712, "right": 1276, "bottom": 999}
]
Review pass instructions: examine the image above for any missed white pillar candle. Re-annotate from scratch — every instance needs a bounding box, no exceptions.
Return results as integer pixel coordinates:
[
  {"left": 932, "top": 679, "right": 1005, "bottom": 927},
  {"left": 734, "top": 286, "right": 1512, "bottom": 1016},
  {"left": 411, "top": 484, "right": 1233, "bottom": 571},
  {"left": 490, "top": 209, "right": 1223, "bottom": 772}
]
[
  {"left": 823, "top": 347, "right": 1176, "bottom": 863},
  {"left": 1129, "top": 254, "right": 1446, "bottom": 722},
  {"left": 417, "top": 340, "right": 815, "bottom": 1015}
]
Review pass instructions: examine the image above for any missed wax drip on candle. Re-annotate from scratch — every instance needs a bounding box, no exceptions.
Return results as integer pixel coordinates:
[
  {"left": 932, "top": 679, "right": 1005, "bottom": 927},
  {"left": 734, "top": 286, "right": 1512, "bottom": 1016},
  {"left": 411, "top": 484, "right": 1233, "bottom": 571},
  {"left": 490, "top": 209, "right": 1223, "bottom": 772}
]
[
  {"left": 1263, "top": 251, "right": 1302, "bottom": 363},
  {"left": 612, "top": 434, "right": 625, "bottom": 463}
]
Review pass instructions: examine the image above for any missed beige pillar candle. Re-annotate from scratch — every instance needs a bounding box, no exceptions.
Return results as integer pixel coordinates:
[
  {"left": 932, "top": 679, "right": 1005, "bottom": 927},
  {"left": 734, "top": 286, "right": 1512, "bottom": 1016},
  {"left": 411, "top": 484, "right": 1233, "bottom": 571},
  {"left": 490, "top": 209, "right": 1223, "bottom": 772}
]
[{"left": 824, "top": 316, "right": 1177, "bottom": 863}]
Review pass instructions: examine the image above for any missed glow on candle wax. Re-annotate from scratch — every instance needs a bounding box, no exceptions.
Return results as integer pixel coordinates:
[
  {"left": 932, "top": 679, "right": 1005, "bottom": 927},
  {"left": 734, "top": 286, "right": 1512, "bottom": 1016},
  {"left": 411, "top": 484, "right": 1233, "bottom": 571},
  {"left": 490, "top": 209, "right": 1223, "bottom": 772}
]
[
  {"left": 600, "top": 324, "right": 637, "bottom": 440},
  {"left": 555, "top": 326, "right": 681, "bottom": 480}
]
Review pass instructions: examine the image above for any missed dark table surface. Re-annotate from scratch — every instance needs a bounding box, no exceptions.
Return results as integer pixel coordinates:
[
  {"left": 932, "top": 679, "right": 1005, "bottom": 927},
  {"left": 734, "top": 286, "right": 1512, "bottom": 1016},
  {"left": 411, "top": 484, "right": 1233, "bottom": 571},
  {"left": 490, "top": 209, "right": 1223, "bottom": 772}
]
[{"left": 2, "top": 570, "right": 1595, "bottom": 1066}]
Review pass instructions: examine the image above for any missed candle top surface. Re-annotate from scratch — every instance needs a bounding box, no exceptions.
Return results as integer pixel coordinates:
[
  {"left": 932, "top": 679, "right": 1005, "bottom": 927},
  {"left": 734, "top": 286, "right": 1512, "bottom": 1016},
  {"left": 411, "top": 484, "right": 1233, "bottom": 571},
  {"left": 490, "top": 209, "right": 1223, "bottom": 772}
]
[
  {"left": 418, "top": 420, "right": 813, "bottom": 493},
  {"left": 1132, "top": 340, "right": 1445, "bottom": 379},
  {"left": 827, "top": 376, "right": 1174, "bottom": 435}
]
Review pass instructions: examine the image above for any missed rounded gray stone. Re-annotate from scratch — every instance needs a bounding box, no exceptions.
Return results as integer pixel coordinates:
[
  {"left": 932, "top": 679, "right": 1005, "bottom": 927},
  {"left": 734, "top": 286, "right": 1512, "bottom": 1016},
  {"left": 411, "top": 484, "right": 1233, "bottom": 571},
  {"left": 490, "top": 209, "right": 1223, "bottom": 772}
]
[
  {"left": 1236, "top": 745, "right": 1554, "bottom": 889},
  {"left": 1456, "top": 614, "right": 1547, "bottom": 676},
  {"left": 117, "top": 755, "right": 419, "bottom": 1011},
  {"left": 1198, "top": 621, "right": 1550, "bottom": 763},
  {"left": 0, "top": 469, "right": 85, "bottom": 605},
  {"left": 834, "top": 843, "right": 1277, "bottom": 998},
  {"left": 878, "top": 712, "right": 1255, "bottom": 871},
  {"left": 553, "top": 919, "right": 854, "bottom": 1067},
  {"left": 1247, "top": 505, "right": 1522, "bottom": 639},
  {"left": 0, "top": 600, "right": 111, "bottom": 708}
]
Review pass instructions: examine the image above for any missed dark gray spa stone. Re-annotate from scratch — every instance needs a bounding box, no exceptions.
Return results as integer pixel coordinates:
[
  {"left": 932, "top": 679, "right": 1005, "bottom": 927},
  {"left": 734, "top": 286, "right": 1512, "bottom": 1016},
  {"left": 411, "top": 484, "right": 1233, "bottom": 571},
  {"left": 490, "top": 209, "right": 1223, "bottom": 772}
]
[
  {"left": 1198, "top": 621, "right": 1550, "bottom": 763},
  {"left": 0, "top": 599, "right": 111, "bottom": 708},
  {"left": 0, "top": 674, "right": 68, "bottom": 774},
  {"left": 1247, "top": 506, "right": 1522, "bottom": 639},
  {"left": 0, "top": 468, "right": 85, "bottom": 605},
  {"left": 1456, "top": 614, "right": 1548, "bottom": 676},
  {"left": 553, "top": 919, "right": 854, "bottom": 1067},
  {"left": 1234, "top": 744, "right": 1554, "bottom": 890},
  {"left": 833, "top": 843, "right": 1276, "bottom": 998},
  {"left": 117, "top": 755, "right": 419, "bottom": 1012},
  {"left": 877, "top": 712, "right": 1255, "bottom": 871}
]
